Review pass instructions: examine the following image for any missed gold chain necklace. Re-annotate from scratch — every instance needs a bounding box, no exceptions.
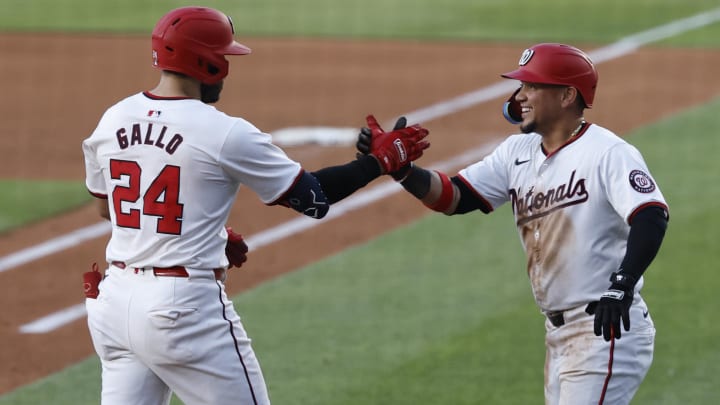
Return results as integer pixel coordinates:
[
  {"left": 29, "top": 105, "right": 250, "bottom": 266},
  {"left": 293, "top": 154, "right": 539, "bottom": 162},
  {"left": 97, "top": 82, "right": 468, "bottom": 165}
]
[{"left": 570, "top": 120, "right": 586, "bottom": 138}]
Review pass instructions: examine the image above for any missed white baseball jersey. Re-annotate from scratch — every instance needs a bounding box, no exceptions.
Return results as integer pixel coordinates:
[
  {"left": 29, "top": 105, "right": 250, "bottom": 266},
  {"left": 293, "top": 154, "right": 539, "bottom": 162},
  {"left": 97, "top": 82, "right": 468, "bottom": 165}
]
[
  {"left": 459, "top": 123, "right": 668, "bottom": 312},
  {"left": 82, "top": 91, "right": 301, "bottom": 270}
]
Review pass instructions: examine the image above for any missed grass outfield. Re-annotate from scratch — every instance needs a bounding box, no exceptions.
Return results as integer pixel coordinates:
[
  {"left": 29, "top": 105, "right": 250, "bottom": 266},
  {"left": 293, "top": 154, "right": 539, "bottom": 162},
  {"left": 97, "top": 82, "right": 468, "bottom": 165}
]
[
  {"left": 0, "top": 0, "right": 718, "bottom": 45},
  {"left": 0, "top": 180, "right": 90, "bottom": 233},
  {"left": 2, "top": 96, "right": 719, "bottom": 404}
]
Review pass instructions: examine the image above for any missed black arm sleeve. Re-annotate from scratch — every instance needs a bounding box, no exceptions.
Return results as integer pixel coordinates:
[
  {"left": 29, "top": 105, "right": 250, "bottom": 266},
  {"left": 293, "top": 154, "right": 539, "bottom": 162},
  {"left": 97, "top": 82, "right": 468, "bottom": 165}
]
[
  {"left": 618, "top": 205, "right": 669, "bottom": 282},
  {"left": 398, "top": 165, "right": 431, "bottom": 199},
  {"left": 310, "top": 154, "right": 381, "bottom": 204},
  {"left": 451, "top": 176, "right": 493, "bottom": 214}
]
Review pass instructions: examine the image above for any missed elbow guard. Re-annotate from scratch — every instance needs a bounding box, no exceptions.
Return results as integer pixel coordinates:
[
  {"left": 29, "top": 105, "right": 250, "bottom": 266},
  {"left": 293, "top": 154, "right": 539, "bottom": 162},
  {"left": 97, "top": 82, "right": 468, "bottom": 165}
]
[{"left": 278, "top": 171, "right": 329, "bottom": 219}]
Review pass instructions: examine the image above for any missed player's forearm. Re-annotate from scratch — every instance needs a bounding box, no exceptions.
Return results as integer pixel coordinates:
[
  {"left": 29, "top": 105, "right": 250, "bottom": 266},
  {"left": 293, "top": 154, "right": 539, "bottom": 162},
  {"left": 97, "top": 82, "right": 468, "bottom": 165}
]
[
  {"left": 399, "top": 166, "right": 493, "bottom": 215},
  {"left": 617, "top": 205, "right": 669, "bottom": 283},
  {"left": 398, "top": 165, "right": 459, "bottom": 215},
  {"left": 311, "top": 155, "right": 381, "bottom": 204}
]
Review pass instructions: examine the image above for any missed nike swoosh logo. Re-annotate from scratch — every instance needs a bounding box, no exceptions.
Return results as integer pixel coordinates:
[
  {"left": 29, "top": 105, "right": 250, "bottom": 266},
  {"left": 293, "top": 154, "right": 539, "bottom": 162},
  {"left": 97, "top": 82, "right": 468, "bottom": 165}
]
[
  {"left": 643, "top": 310, "right": 649, "bottom": 318},
  {"left": 514, "top": 158, "right": 530, "bottom": 165}
]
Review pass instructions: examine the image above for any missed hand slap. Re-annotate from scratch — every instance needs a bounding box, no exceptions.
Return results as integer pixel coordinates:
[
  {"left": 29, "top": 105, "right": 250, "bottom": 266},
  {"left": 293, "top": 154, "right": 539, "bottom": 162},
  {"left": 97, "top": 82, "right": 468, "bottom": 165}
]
[
  {"left": 364, "top": 114, "right": 430, "bottom": 174},
  {"left": 356, "top": 116, "right": 407, "bottom": 157}
]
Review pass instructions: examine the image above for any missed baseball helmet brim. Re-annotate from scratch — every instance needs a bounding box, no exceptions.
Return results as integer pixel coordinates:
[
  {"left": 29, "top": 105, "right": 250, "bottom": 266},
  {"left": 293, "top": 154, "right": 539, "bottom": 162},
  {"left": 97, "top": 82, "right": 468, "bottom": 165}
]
[{"left": 225, "top": 41, "right": 252, "bottom": 55}]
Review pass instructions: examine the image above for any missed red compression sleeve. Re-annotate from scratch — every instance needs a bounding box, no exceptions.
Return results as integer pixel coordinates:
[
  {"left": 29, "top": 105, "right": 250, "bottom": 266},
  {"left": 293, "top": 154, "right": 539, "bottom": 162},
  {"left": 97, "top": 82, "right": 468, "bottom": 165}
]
[{"left": 425, "top": 171, "right": 454, "bottom": 212}]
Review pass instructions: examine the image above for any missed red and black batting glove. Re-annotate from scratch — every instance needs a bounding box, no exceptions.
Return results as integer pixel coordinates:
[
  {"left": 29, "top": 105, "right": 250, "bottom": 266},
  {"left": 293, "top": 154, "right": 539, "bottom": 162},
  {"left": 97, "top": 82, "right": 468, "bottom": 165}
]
[
  {"left": 356, "top": 116, "right": 407, "bottom": 157},
  {"left": 225, "top": 226, "right": 248, "bottom": 269},
  {"left": 357, "top": 115, "right": 429, "bottom": 180},
  {"left": 590, "top": 272, "right": 636, "bottom": 341}
]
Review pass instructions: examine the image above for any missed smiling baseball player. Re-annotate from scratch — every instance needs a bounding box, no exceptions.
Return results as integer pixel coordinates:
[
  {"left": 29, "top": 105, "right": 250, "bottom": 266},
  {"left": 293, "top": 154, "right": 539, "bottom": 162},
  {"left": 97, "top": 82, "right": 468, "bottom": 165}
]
[
  {"left": 82, "top": 6, "right": 429, "bottom": 405},
  {"left": 357, "top": 43, "right": 668, "bottom": 404}
]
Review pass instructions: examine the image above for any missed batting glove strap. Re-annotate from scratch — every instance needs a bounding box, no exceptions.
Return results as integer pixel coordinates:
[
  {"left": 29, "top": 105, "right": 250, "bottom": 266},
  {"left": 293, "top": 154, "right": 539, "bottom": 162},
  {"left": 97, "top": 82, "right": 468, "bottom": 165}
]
[
  {"left": 600, "top": 288, "right": 627, "bottom": 300},
  {"left": 609, "top": 271, "right": 637, "bottom": 290}
]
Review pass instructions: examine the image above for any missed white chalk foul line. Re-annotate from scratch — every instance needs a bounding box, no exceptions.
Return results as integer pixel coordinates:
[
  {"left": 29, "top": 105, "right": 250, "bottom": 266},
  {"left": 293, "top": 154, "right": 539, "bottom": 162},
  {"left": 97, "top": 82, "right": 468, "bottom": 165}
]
[
  {"left": 0, "top": 222, "right": 111, "bottom": 274},
  {"left": 11, "top": 6, "right": 720, "bottom": 333},
  {"left": 19, "top": 304, "right": 88, "bottom": 334}
]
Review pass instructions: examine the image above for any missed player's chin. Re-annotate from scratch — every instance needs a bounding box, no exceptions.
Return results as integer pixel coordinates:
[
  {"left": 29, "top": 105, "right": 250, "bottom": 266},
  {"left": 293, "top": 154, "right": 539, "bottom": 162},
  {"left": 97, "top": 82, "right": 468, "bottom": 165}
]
[{"left": 520, "top": 120, "right": 536, "bottom": 134}]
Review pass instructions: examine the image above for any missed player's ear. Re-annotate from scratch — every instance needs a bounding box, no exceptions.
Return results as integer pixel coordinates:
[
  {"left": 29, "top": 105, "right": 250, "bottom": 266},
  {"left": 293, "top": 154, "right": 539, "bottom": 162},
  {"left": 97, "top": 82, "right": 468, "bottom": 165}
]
[{"left": 560, "top": 86, "right": 580, "bottom": 109}]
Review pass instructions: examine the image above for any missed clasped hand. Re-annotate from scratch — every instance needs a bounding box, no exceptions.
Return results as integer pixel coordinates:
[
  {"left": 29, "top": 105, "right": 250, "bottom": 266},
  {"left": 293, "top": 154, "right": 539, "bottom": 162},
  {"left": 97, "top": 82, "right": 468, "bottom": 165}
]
[{"left": 357, "top": 115, "right": 430, "bottom": 174}]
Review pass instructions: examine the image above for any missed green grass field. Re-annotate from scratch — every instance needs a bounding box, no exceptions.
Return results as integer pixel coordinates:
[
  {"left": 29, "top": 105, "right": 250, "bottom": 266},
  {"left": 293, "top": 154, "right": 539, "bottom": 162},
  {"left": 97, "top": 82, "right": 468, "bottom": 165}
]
[
  {"left": 0, "top": 180, "right": 90, "bottom": 233},
  {"left": 1, "top": 0, "right": 720, "bottom": 45},
  {"left": 2, "top": 0, "right": 720, "bottom": 404}
]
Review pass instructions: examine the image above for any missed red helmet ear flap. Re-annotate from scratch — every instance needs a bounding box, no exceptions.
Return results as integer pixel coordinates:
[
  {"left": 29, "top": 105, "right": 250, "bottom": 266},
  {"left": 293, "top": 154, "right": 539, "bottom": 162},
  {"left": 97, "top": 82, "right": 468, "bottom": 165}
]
[{"left": 502, "top": 87, "right": 523, "bottom": 125}]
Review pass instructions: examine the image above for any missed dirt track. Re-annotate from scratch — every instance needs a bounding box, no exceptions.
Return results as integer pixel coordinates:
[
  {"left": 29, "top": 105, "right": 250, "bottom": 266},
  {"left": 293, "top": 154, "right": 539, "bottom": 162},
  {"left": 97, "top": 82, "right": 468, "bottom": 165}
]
[{"left": 1, "top": 34, "right": 719, "bottom": 393}]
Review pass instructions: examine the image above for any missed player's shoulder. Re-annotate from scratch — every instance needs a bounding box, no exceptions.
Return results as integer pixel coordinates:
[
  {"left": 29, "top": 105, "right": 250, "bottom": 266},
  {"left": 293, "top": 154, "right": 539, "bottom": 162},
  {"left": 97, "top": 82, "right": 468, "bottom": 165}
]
[
  {"left": 583, "top": 123, "right": 626, "bottom": 147},
  {"left": 581, "top": 123, "right": 649, "bottom": 162}
]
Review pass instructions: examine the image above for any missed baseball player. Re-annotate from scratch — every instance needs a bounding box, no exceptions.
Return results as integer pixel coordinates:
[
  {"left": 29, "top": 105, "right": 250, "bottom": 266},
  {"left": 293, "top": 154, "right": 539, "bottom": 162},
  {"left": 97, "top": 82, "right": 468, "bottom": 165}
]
[
  {"left": 357, "top": 43, "right": 668, "bottom": 404},
  {"left": 81, "top": 6, "right": 429, "bottom": 405}
]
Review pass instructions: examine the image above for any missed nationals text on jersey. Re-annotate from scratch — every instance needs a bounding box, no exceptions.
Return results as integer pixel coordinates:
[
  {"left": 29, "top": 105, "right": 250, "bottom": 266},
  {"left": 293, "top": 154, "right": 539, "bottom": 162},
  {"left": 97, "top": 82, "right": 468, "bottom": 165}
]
[
  {"left": 510, "top": 169, "right": 588, "bottom": 225},
  {"left": 115, "top": 122, "right": 184, "bottom": 155}
]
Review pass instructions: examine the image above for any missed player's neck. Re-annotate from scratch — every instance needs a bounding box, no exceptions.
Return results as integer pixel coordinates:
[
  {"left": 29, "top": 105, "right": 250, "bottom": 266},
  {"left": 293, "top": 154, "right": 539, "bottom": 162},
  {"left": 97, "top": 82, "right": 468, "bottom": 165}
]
[
  {"left": 149, "top": 73, "right": 202, "bottom": 100},
  {"left": 541, "top": 117, "right": 586, "bottom": 153}
]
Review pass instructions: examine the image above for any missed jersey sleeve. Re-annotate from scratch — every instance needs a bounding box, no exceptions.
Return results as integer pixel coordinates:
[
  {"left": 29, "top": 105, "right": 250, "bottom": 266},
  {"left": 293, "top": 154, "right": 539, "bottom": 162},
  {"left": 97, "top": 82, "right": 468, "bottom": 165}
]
[
  {"left": 598, "top": 142, "right": 668, "bottom": 223},
  {"left": 82, "top": 136, "right": 107, "bottom": 198},
  {"left": 219, "top": 120, "right": 302, "bottom": 204},
  {"left": 457, "top": 138, "right": 512, "bottom": 210}
]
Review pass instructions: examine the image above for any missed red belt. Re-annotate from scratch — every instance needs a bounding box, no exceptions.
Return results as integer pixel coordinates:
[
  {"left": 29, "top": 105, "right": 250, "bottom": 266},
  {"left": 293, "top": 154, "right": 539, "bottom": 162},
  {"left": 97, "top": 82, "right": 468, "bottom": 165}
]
[{"left": 111, "top": 261, "right": 225, "bottom": 281}]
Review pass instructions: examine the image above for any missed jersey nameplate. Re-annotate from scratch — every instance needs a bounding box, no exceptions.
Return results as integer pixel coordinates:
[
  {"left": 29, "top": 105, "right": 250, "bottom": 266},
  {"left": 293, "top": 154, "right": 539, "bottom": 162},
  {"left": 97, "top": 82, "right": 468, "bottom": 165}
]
[{"left": 116, "top": 123, "right": 184, "bottom": 155}]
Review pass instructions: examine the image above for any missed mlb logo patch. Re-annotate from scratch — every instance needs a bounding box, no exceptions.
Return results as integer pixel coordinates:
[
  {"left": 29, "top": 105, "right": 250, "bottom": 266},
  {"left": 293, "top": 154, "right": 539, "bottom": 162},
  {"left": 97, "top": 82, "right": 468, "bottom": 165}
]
[{"left": 147, "top": 110, "right": 162, "bottom": 117}]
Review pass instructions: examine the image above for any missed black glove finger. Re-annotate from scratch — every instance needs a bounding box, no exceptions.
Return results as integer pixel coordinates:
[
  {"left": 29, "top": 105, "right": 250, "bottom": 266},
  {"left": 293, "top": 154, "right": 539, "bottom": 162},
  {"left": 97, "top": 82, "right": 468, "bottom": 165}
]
[
  {"left": 356, "top": 139, "right": 370, "bottom": 154},
  {"left": 356, "top": 128, "right": 372, "bottom": 154},
  {"left": 603, "top": 311, "right": 614, "bottom": 341},
  {"left": 392, "top": 116, "right": 407, "bottom": 130},
  {"left": 593, "top": 308, "right": 603, "bottom": 337},
  {"left": 622, "top": 306, "right": 631, "bottom": 332},
  {"left": 611, "top": 310, "right": 622, "bottom": 340}
]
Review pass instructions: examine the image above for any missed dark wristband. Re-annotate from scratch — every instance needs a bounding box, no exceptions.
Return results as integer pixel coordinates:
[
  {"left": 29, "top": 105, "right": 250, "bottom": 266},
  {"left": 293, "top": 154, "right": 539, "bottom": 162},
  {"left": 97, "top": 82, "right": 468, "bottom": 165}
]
[
  {"left": 390, "top": 163, "right": 413, "bottom": 182},
  {"left": 609, "top": 272, "right": 637, "bottom": 290},
  {"left": 398, "top": 164, "right": 431, "bottom": 200}
]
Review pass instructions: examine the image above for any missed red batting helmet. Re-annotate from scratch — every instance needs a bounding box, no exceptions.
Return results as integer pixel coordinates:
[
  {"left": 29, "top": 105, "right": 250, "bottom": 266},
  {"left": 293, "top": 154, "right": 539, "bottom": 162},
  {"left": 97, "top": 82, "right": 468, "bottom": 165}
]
[
  {"left": 151, "top": 7, "right": 251, "bottom": 84},
  {"left": 501, "top": 43, "right": 598, "bottom": 108}
]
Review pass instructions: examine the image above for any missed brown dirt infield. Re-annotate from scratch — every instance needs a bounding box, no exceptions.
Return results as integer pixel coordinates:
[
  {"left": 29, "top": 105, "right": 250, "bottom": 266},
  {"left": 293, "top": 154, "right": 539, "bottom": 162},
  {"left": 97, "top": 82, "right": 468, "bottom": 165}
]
[{"left": 1, "top": 33, "right": 719, "bottom": 394}]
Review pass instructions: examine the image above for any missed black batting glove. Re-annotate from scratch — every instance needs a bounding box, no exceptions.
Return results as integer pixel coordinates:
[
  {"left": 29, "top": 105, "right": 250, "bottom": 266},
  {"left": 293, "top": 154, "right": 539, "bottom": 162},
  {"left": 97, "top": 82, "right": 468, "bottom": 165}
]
[{"left": 592, "top": 272, "right": 636, "bottom": 341}]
